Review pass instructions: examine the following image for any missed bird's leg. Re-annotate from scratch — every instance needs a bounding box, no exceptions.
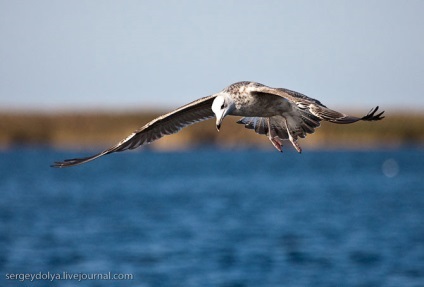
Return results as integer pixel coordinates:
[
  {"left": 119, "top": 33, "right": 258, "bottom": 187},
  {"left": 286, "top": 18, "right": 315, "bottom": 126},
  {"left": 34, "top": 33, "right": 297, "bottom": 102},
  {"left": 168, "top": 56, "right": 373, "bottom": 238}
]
[
  {"left": 283, "top": 117, "right": 302, "bottom": 153},
  {"left": 267, "top": 118, "right": 283, "bottom": 152}
]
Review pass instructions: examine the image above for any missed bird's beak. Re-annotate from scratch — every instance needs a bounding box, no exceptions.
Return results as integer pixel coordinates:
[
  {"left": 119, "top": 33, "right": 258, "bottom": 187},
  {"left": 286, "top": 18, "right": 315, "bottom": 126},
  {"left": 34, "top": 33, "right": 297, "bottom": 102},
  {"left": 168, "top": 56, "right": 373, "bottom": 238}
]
[{"left": 216, "top": 114, "right": 224, "bottom": 132}]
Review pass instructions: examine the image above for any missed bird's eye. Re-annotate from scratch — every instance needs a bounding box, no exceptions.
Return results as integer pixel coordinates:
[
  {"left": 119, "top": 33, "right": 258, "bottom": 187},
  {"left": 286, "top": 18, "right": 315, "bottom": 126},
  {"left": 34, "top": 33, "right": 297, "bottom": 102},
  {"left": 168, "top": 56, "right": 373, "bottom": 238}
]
[{"left": 221, "top": 103, "right": 225, "bottom": 109}]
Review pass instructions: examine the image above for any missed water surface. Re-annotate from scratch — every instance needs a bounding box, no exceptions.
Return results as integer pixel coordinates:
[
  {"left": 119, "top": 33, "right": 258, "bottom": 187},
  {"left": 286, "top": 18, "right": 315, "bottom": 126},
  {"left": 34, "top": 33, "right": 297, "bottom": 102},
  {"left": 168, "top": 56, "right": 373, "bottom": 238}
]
[{"left": 1, "top": 148, "right": 423, "bottom": 286}]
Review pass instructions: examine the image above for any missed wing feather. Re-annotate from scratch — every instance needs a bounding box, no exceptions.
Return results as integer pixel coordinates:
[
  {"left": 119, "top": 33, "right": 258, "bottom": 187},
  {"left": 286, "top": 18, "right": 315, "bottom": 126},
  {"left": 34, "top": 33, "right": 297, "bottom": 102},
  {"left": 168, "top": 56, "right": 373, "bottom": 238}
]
[
  {"left": 310, "top": 105, "right": 385, "bottom": 124},
  {"left": 248, "top": 84, "right": 384, "bottom": 124},
  {"left": 52, "top": 95, "right": 216, "bottom": 167}
]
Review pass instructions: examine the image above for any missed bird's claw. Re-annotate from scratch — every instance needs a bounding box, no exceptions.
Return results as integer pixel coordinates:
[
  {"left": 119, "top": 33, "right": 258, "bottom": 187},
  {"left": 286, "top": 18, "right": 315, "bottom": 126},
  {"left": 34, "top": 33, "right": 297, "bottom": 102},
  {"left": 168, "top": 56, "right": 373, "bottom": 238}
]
[{"left": 269, "top": 136, "right": 283, "bottom": 152}]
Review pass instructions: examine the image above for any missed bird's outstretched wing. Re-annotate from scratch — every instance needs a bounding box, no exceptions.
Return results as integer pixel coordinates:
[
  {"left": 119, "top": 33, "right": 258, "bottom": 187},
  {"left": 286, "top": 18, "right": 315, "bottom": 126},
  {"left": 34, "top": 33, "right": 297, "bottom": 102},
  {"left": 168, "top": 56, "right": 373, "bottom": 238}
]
[
  {"left": 247, "top": 84, "right": 385, "bottom": 124},
  {"left": 52, "top": 95, "right": 216, "bottom": 167}
]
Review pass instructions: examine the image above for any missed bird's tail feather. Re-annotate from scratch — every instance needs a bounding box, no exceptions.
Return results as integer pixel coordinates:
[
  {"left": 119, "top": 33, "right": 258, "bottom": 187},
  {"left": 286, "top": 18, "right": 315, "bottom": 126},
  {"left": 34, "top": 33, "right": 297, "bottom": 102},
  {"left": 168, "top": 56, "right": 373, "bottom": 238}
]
[{"left": 237, "top": 113, "right": 319, "bottom": 140}]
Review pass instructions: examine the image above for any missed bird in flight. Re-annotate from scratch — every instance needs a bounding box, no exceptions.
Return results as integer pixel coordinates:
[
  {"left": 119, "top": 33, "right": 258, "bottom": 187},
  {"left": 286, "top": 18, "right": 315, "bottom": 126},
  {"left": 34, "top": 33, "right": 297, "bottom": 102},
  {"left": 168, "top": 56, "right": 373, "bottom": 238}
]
[{"left": 53, "top": 81, "right": 384, "bottom": 167}]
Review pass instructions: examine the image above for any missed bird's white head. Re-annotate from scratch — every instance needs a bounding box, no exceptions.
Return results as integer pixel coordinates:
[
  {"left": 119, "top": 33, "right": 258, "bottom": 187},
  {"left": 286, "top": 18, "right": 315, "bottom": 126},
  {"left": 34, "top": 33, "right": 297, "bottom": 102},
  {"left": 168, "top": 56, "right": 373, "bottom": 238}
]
[{"left": 211, "top": 94, "right": 234, "bottom": 131}]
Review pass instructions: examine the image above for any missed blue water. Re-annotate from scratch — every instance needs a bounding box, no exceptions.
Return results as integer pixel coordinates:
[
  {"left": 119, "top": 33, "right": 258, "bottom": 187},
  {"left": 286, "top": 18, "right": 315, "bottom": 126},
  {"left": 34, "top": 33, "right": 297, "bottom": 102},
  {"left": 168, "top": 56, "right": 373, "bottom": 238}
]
[{"left": 1, "top": 148, "right": 423, "bottom": 287}]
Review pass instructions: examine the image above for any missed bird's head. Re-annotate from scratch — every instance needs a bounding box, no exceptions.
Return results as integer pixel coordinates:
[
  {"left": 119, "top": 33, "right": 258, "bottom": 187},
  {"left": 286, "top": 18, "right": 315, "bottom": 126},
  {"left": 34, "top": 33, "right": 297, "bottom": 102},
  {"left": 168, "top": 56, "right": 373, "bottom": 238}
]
[{"left": 211, "top": 94, "right": 234, "bottom": 131}]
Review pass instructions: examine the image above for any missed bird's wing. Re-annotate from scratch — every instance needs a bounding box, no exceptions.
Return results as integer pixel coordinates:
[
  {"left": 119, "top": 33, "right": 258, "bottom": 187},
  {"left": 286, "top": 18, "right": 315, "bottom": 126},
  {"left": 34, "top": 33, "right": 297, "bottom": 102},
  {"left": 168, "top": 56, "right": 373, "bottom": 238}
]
[
  {"left": 247, "top": 85, "right": 384, "bottom": 124},
  {"left": 52, "top": 95, "right": 217, "bottom": 167}
]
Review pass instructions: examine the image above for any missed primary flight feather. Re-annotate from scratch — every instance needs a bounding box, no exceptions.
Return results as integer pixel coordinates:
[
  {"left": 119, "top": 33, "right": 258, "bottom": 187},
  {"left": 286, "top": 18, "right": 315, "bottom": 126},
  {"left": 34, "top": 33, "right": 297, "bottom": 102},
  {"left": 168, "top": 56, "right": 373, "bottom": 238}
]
[{"left": 53, "top": 81, "right": 384, "bottom": 167}]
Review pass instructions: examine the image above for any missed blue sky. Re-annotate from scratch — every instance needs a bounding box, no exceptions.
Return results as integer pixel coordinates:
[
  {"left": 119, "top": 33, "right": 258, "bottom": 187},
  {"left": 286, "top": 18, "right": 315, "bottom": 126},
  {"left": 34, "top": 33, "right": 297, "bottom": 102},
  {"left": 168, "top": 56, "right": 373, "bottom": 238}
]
[{"left": 1, "top": 0, "right": 423, "bottom": 111}]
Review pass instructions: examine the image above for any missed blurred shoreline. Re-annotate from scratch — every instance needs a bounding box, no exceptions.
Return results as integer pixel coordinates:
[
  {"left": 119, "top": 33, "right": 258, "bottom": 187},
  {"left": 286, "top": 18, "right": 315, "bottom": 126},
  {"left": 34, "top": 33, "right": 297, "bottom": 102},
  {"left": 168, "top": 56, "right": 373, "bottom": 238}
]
[{"left": 1, "top": 110, "right": 423, "bottom": 151}]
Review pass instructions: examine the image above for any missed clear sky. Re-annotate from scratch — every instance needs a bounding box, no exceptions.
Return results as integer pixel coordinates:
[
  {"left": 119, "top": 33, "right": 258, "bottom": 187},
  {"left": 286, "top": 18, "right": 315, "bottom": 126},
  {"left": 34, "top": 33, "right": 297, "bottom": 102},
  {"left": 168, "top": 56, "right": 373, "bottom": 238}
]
[{"left": 1, "top": 0, "right": 423, "bottom": 112}]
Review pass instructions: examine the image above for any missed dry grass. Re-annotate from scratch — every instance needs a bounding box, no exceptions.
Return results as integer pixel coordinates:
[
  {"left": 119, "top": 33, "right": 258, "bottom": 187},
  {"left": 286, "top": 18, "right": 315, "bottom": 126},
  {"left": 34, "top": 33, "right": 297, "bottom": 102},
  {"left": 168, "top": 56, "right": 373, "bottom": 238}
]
[{"left": 1, "top": 110, "right": 423, "bottom": 150}]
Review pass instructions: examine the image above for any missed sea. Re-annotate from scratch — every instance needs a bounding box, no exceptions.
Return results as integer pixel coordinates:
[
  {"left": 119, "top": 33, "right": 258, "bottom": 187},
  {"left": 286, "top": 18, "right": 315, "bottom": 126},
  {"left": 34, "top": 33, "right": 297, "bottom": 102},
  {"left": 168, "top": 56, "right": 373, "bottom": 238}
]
[{"left": 0, "top": 148, "right": 423, "bottom": 287}]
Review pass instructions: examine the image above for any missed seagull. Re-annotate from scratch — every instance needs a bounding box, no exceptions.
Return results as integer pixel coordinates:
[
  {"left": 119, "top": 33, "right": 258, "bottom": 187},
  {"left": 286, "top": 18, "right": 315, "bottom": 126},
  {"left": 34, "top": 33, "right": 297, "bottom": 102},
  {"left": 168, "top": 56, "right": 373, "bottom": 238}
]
[{"left": 53, "top": 81, "right": 384, "bottom": 167}]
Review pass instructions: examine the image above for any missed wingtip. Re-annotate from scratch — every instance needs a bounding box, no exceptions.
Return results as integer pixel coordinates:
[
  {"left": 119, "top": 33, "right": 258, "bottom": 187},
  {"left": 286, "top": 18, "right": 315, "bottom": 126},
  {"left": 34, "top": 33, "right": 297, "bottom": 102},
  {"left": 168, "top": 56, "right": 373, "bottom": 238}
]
[
  {"left": 50, "top": 156, "right": 97, "bottom": 168},
  {"left": 362, "top": 106, "right": 385, "bottom": 121},
  {"left": 51, "top": 149, "right": 113, "bottom": 168},
  {"left": 50, "top": 159, "right": 79, "bottom": 168}
]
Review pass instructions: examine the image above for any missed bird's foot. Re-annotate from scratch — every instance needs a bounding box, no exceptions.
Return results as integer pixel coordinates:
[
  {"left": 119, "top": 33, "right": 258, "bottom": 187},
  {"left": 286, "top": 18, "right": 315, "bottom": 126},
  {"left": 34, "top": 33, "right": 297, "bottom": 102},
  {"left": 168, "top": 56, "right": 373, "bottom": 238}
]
[
  {"left": 267, "top": 118, "right": 283, "bottom": 152},
  {"left": 289, "top": 137, "right": 302, "bottom": 153},
  {"left": 269, "top": 136, "right": 283, "bottom": 152}
]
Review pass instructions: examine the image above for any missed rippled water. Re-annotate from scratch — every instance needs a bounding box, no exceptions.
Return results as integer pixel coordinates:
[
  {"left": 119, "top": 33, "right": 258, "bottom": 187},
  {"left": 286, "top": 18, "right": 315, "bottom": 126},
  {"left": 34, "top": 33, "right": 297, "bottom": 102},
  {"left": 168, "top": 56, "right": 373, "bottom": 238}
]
[{"left": 1, "top": 148, "right": 423, "bottom": 287}]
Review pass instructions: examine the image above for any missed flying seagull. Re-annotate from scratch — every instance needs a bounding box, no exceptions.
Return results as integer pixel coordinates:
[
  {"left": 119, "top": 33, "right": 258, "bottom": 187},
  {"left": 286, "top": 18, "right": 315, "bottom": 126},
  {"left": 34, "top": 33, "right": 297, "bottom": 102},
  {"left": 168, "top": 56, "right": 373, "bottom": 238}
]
[{"left": 53, "top": 81, "right": 384, "bottom": 167}]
